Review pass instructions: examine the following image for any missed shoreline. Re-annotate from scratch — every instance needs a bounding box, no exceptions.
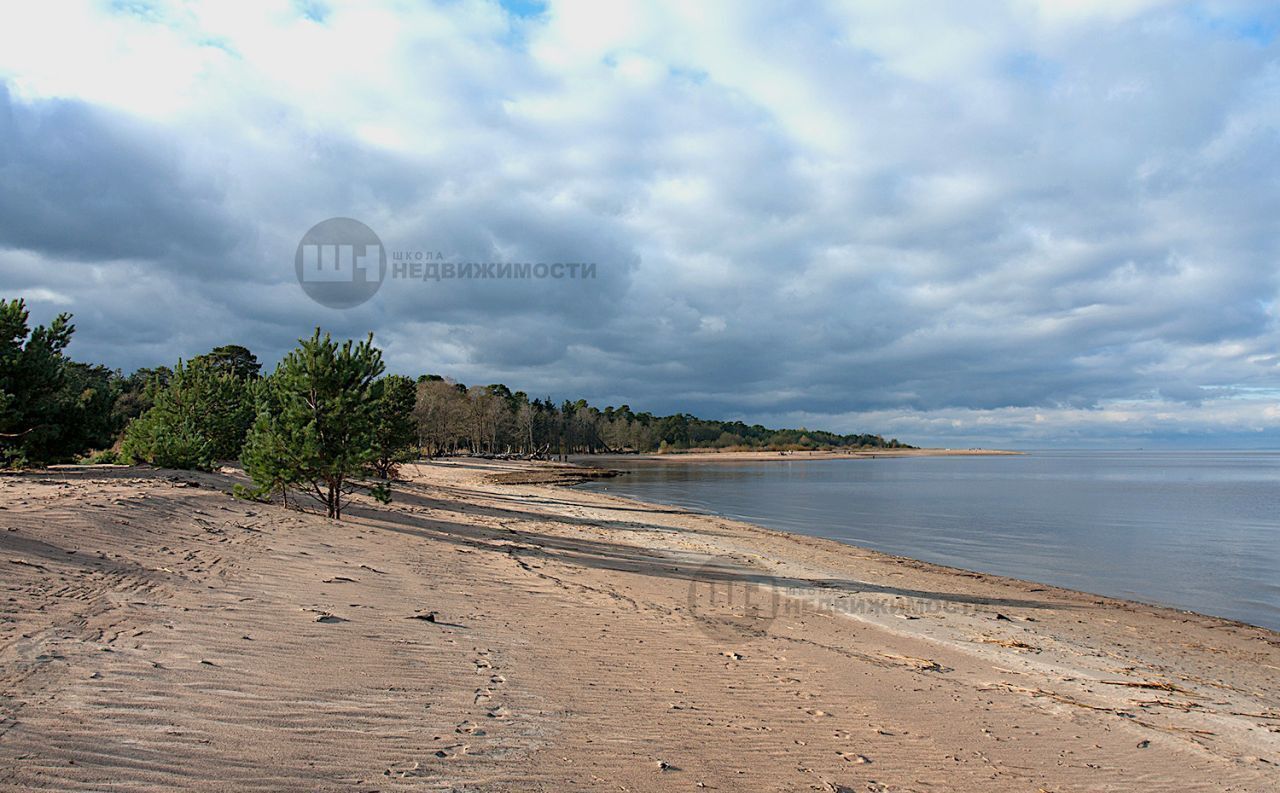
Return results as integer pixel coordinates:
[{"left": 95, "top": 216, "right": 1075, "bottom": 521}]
[
  {"left": 577, "top": 447, "right": 1023, "bottom": 463},
  {"left": 568, "top": 470, "right": 1278, "bottom": 635},
  {"left": 581, "top": 478, "right": 1278, "bottom": 636},
  {"left": 2, "top": 460, "right": 1276, "bottom": 791}
]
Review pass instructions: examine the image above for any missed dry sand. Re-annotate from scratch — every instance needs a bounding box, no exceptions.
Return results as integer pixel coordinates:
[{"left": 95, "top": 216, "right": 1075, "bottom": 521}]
[{"left": 1, "top": 460, "right": 1277, "bottom": 791}]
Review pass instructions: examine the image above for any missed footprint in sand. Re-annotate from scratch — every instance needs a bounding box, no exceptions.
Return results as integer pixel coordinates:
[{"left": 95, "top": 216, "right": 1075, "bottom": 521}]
[
  {"left": 467, "top": 648, "right": 511, "bottom": 721},
  {"left": 455, "top": 721, "right": 487, "bottom": 736},
  {"left": 383, "top": 760, "right": 422, "bottom": 778},
  {"left": 433, "top": 743, "right": 470, "bottom": 759}
]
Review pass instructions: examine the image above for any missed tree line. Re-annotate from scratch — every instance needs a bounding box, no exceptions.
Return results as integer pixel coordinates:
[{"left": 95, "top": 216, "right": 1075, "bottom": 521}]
[
  {"left": 412, "top": 377, "right": 907, "bottom": 457},
  {"left": 1, "top": 298, "right": 909, "bottom": 516}
]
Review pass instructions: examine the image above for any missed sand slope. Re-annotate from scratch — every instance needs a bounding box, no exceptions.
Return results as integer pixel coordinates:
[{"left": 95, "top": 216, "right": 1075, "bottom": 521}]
[{"left": 1, "top": 461, "right": 1277, "bottom": 791}]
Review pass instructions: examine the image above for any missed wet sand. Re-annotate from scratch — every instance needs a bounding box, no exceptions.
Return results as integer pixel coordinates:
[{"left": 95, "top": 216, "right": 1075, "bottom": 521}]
[{"left": 1, "top": 460, "right": 1276, "bottom": 791}]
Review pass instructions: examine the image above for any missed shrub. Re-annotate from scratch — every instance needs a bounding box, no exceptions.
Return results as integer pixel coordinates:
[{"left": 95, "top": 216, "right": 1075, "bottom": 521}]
[
  {"left": 118, "top": 358, "right": 253, "bottom": 470},
  {"left": 80, "top": 448, "right": 121, "bottom": 465}
]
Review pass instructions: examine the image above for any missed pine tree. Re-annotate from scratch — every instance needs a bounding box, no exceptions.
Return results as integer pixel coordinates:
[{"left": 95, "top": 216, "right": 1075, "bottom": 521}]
[
  {"left": 370, "top": 374, "right": 418, "bottom": 479},
  {"left": 192, "top": 345, "right": 261, "bottom": 380},
  {"left": 119, "top": 357, "right": 254, "bottom": 470},
  {"left": 241, "top": 330, "right": 385, "bottom": 519},
  {"left": 0, "top": 298, "right": 120, "bottom": 466}
]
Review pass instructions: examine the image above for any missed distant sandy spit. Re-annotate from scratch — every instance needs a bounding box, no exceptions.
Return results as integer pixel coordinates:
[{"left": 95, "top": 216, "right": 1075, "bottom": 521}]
[
  {"left": 1, "top": 461, "right": 1276, "bottom": 792},
  {"left": 581, "top": 448, "right": 1023, "bottom": 463}
]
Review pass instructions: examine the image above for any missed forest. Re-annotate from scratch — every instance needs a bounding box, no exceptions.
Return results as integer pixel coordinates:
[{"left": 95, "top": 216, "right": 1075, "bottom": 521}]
[{"left": 1, "top": 298, "right": 909, "bottom": 514}]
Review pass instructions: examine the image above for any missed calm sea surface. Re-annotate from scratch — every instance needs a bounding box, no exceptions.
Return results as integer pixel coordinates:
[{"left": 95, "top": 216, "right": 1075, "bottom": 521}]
[{"left": 580, "top": 451, "right": 1280, "bottom": 631}]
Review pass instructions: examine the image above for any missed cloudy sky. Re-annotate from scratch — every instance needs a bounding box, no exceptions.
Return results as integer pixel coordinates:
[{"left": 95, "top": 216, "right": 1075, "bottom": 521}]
[{"left": 1, "top": 0, "right": 1278, "bottom": 448}]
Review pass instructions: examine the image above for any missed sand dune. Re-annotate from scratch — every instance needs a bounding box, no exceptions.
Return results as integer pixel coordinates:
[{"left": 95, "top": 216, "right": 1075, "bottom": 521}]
[{"left": 2, "top": 461, "right": 1277, "bottom": 791}]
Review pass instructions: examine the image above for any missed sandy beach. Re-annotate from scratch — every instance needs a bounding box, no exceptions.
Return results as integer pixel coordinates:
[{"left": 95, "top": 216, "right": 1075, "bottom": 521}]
[{"left": 2, "top": 460, "right": 1277, "bottom": 791}]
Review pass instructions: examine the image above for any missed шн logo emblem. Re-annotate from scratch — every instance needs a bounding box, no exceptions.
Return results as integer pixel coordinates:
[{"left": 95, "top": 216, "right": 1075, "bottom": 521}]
[{"left": 295, "top": 217, "right": 386, "bottom": 309}]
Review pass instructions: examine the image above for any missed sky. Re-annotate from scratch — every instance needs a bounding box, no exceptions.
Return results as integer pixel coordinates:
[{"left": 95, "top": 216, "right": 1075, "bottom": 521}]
[{"left": 1, "top": 0, "right": 1278, "bottom": 448}]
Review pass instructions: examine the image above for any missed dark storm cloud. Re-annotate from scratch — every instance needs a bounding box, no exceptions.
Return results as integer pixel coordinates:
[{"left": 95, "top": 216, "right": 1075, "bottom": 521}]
[{"left": 0, "top": 84, "right": 244, "bottom": 268}]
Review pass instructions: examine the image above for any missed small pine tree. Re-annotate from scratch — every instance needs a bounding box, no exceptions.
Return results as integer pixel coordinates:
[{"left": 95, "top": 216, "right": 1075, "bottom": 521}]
[
  {"left": 119, "top": 358, "right": 254, "bottom": 470},
  {"left": 370, "top": 374, "right": 418, "bottom": 479},
  {"left": 119, "top": 411, "right": 216, "bottom": 470},
  {"left": 241, "top": 330, "right": 385, "bottom": 520}
]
